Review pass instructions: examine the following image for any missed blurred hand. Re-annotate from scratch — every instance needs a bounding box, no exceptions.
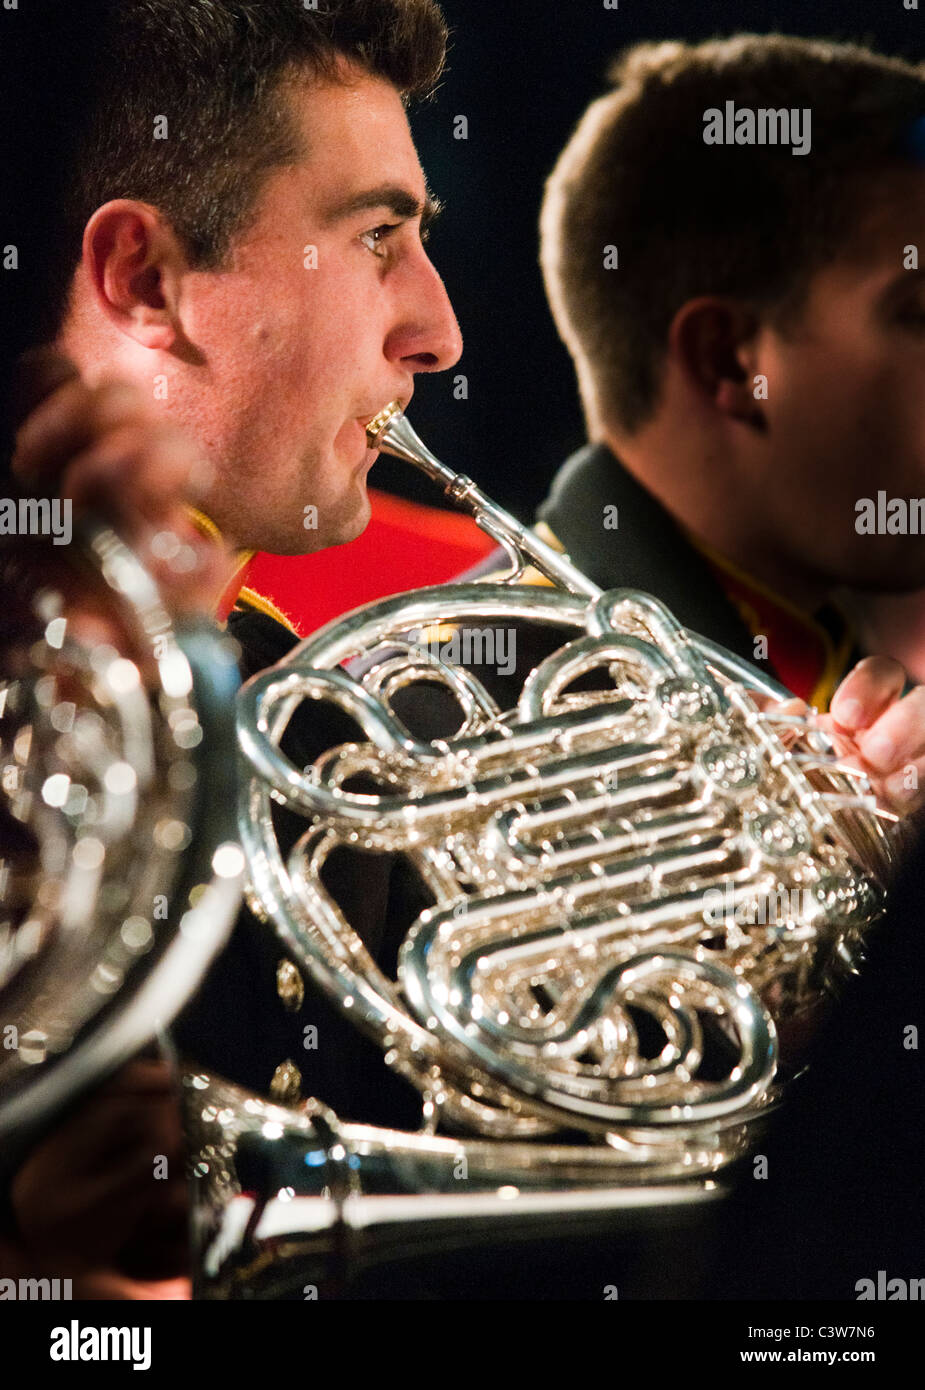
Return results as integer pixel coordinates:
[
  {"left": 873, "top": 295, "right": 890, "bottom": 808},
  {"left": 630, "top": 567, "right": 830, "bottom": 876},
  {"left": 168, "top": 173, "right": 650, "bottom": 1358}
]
[
  {"left": 11, "top": 348, "right": 233, "bottom": 616},
  {"left": 8, "top": 1059, "right": 191, "bottom": 1299}
]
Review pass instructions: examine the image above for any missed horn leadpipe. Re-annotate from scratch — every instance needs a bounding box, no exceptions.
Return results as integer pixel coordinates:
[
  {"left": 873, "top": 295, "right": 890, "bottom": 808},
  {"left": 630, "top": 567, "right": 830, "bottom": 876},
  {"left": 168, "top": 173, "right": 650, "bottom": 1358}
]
[{"left": 366, "top": 402, "right": 601, "bottom": 601}]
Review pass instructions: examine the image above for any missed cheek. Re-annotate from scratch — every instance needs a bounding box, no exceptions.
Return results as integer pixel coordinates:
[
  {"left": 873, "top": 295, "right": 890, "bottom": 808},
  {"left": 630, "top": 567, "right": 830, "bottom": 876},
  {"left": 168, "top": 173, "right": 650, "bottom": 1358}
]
[
  {"left": 263, "top": 267, "right": 374, "bottom": 402},
  {"left": 193, "top": 253, "right": 366, "bottom": 380},
  {"left": 801, "top": 357, "right": 919, "bottom": 491},
  {"left": 767, "top": 346, "right": 875, "bottom": 467}
]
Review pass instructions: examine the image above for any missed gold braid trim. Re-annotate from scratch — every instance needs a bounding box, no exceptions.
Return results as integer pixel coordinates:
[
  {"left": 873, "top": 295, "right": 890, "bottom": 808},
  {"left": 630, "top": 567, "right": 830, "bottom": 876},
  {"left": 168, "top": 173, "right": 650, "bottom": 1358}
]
[
  {"left": 183, "top": 505, "right": 295, "bottom": 630},
  {"left": 235, "top": 586, "right": 299, "bottom": 637}
]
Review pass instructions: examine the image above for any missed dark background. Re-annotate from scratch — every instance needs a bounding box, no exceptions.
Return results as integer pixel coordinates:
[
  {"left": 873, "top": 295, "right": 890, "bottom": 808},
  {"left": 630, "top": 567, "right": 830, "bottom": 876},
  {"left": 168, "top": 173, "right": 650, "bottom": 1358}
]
[
  {"left": 381, "top": 0, "right": 923, "bottom": 518},
  {"left": 1, "top": 2, "right": 921, "bottom": 497}
]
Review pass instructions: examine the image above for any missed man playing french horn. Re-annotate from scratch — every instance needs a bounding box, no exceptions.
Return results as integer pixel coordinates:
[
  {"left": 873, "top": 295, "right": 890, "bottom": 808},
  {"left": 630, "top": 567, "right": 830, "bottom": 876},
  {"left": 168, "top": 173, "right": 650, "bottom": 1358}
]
[{"left": 2, "top": 2, "right": 925, "bottom": 1299}]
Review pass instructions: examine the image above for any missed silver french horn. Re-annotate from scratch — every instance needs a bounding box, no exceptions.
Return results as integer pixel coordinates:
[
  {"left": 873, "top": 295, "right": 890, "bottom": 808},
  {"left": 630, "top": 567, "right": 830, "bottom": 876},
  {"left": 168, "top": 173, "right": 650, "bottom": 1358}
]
[
  {"left": 0, "top": 407, "right": 897, "bottom": 1299},
  {"left": 185, "top": 406, "right": 895, "bottom": 1297}
]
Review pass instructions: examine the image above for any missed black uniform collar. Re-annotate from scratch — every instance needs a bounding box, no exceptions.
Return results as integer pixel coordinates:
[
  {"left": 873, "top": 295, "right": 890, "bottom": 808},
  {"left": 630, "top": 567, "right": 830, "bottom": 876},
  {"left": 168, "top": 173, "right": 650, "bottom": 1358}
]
[{"left": 537, "top": 442, "right": 767, "bottom": 672}]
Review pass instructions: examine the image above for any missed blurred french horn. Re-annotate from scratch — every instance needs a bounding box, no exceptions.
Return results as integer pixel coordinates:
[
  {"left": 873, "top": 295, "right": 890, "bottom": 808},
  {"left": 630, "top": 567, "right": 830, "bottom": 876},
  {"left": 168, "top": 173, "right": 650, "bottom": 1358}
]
[
  {"left": 0, "top": 513, "right": 245, "bottom": 1171},
  {"left": 185, "top": 406, "right": 895, "bottom": 1296}
]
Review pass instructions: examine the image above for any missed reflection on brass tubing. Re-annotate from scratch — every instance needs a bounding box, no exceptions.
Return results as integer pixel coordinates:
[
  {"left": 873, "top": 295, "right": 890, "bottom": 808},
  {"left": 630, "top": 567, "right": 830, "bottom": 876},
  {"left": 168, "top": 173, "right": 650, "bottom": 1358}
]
[{"left": 223, "top": 407, "right": 894, "bottom": 1172}]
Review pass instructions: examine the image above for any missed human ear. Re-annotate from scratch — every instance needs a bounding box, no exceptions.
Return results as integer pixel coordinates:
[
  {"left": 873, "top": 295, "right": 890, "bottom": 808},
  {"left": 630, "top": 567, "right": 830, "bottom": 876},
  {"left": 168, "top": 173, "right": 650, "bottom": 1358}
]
[
  {"left": 81, "top": 200, "right": 188, "bottom": 352},
  {"left": 669, "top": 297, "right": 766, "bottom": 430}
]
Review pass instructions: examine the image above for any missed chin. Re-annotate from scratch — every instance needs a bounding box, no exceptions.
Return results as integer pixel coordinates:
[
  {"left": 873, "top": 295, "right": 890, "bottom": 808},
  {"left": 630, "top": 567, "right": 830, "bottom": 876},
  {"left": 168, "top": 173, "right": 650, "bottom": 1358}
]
[
  {"left": 305, "top": 491, "right": 372, "bottom": 554},
  {"left": 342, "top": 484, "right": 373, "bottom": 540},
  {"left": 259, "top": 475, "right": 372, "bottom": 556}
]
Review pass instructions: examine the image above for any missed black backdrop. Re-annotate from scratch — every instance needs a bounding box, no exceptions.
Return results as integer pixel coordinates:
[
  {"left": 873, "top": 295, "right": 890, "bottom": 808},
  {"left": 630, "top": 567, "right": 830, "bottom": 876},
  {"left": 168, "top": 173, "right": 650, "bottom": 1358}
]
[
  {"left": 1, "top": 1, "right": 921, "bottom": 500},
  {"left": 382, "top": 0, "right": 923, "bottom": 517}
]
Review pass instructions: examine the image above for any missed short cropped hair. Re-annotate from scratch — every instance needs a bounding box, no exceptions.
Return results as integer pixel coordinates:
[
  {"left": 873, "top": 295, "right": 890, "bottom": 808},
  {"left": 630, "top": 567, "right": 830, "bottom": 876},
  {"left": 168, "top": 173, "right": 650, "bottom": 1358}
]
[
  {"left": 43, "top": 0, "right": 447, "bottom": 340},
  {"left": 541, "top": 34, "right": 925, "bottom": 435}
]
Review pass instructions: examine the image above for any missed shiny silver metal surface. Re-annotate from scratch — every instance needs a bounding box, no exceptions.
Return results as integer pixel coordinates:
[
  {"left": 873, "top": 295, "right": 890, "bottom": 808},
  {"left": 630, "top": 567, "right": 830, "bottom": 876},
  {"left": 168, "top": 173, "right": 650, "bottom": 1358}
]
[
  {"left": 185, "top": 1069, "right": 727, "bottom": 1299},
  {"left": 225, "top": 408, "right": 894, "bottom": 1199},
  {"left": 0, "top": 521, "right": 244, "bottom": 1159}
]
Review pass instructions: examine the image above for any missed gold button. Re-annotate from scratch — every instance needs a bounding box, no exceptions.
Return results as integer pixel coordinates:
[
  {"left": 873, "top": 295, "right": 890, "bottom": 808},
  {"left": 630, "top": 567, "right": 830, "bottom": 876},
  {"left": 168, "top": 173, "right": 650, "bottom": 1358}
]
[
  {"left": 276, "top": 959, "right": 304, "bottom": 1012},
  {"left": 269, "top": 1060, "right": 303, "bottom": 1105}
]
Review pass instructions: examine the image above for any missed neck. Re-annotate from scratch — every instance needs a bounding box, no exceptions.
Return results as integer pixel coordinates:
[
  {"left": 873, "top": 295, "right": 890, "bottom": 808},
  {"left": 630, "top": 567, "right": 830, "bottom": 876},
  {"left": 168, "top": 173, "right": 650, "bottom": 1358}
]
[{"left": 598, "top": 426, "right": 827, "bottom": 613}]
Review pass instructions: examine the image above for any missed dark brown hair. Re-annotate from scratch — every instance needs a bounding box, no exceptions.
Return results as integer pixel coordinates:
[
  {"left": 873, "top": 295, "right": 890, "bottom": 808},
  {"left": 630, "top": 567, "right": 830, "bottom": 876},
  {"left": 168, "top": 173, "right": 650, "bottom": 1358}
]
[
  {"left": 46, "top": 0, "right": 447, "bottom": 338},
  {"left": 541, "top": 34, "right": 925, "bottom": 435}
]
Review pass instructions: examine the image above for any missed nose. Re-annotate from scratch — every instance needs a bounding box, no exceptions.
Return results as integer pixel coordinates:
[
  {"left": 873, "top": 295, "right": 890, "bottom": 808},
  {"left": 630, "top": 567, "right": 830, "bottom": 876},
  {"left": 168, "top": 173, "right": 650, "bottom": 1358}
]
[{"left": 384, "top": 250, "right": 463, "bottom": 375}]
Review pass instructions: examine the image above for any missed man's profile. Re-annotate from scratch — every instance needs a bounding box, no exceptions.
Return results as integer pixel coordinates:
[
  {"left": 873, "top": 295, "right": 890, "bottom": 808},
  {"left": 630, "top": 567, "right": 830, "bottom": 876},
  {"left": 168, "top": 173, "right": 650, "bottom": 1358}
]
[
  {"left": 2, "top": 0, "right": 461, "bottom": 1297},
  {"left": 536, "top": 35, "right": 925, "bottom": 745}
]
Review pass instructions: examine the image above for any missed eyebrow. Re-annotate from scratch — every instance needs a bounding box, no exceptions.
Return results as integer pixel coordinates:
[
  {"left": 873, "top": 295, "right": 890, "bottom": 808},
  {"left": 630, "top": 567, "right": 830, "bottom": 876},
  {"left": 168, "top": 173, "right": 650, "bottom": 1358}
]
[{"left": 321, "top": 183, "right": 443, "bottom": 228}]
